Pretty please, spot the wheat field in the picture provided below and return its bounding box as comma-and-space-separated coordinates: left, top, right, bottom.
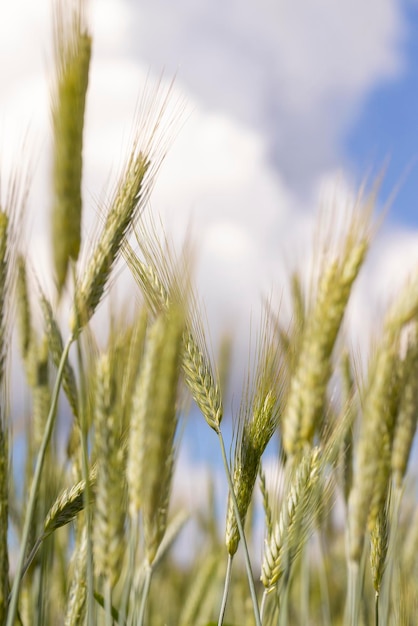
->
0, 2, 418, 625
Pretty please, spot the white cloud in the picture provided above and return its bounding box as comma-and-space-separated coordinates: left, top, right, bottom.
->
126, 0, 405, 184
0, 0, 417, 423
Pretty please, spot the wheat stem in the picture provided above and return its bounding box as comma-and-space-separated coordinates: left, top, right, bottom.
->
218, 553, 233, 626
260, 589, 268, 622
217, 430, 262, 626
138, 564, 152, 626
76, 336, 95, 626
104, 579, 113, 626
6, 333, 74, 626
64, 524, 88, 626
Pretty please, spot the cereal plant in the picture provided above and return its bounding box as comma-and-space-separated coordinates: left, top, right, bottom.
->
1, 2, 418, 625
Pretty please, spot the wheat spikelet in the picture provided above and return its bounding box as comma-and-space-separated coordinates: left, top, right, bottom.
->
226, 314, 284, 555
348, 342, 395, 561
64, 524, 88, 626
127, 305, 184, 563
282, 214, 369, 456
182, 329, 223, 432
349, 268, 418, 562
72, 154, 149, 331
261, 447, 321, 591
132, 308, 184, 563
72, 79, 180, 333
19, 465, 96, 584
124, 246, 169, 315
93, 354, 126, 585
39, 290, 79, 419
125, 241, 223, 432
51, 0, 91, 292
348, 302, 408, 561
44, 465, 97, 537
16, 255, 32, 363
367, 419, 393, 536
370, 489, 390, 596
392, 327, 418, 487
127, 317, 163, 520
337, 351, 356, 505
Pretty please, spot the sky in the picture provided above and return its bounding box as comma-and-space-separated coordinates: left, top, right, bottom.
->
1, 0, 418, 541
1, 0, 418, 337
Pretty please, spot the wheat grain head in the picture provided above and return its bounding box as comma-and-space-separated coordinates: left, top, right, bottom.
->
64, 524, 88, 626
127, 303, 185, 564
391, 325, 418, 487
225, 312, 284, 555
72, 79, 181, 332
348, 276, 418, 561
125, 226, 223, 433
282, 204, 370, 456
51, 0, 91, 292
260, 447, 322, 592
370, 487, 391, 596
93, 353, 126, 585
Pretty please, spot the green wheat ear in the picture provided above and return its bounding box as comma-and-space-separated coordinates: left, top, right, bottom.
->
127, 303, 185, 563
124, 221, 223, 433
225, 310, 285, 556
282, 201, 371, 456
51, 0, 91, 293
93, 354, 126, 587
